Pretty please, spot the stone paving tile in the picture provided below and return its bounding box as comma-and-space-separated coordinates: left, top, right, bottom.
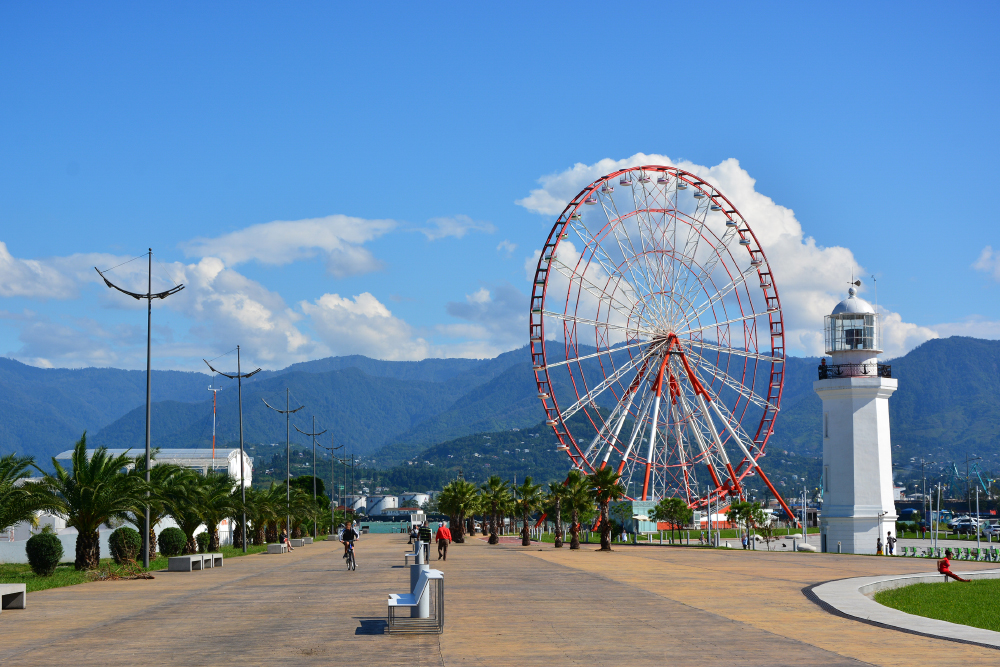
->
1, 534, 995, 666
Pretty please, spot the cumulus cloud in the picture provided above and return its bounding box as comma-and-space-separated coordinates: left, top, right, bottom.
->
496, 240, 517, 256
973, 246, 1000, 281
444, 283, 527, 353
515, 153, 940, 357
419, 215, 495, 240
301, 292, 431, 361
181, 215, 395, 277
0, 242, 127, 299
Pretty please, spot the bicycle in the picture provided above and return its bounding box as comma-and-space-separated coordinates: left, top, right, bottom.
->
345, 541, 356, 571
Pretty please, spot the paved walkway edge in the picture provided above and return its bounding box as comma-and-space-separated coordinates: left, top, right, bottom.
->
808, 568, 1000, 649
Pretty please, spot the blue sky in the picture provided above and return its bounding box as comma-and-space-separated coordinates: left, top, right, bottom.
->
1, 3, 997, 371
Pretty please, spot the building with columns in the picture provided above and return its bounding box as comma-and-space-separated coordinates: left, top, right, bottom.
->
815, 287, 898, 554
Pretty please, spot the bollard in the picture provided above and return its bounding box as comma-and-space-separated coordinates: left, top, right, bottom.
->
837, 541, 842, 554
659, 531, 663, 545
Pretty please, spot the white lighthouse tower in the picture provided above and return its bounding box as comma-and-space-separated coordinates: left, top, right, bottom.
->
815, 285, 898, 554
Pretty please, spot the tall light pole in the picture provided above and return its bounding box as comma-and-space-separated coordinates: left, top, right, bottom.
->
204, 347, 260, 552
319, 438, 344, 535
208, 383, 222, 472
262, 389, 304, 541
294, 417, 327, 539
96, 249, 184, 568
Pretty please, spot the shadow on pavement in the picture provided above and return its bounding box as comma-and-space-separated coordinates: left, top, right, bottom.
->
355, 619, 388, 635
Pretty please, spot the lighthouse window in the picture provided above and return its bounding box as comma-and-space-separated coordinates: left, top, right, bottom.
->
824, 413, 829, 439
824, 465, 829, 492
845, 327, 863, 349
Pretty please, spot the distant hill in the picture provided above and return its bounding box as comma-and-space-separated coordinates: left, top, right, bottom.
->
5, 337, 999, 487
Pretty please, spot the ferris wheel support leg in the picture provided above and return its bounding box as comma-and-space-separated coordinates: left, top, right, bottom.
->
754, 466, 799, 527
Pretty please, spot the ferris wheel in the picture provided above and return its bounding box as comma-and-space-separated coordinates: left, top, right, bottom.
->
529, 165, 794, 515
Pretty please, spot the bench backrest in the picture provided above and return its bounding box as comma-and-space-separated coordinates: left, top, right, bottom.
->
411, 568, 445, 597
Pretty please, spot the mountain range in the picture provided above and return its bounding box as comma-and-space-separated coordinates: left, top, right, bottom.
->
3, 337, 998, 487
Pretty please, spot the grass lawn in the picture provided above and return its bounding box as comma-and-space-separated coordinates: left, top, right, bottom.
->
0, 543, 269, 593
874, 579, 1000, 632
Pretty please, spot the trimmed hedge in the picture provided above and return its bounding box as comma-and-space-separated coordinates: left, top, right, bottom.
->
109, 526, 142, 565
158, 527, 186, 557
26, 532, 64, 576
196, 531, 210, 553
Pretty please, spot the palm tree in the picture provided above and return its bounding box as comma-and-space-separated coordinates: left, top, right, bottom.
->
162, 469, 207, 554
438, 479, 478, 543
545, 481, 567, 548
589, 466, 626, 551
39, 434, 147, 569
0, 453, 45, 536
122, 455, 183, 559
515, 476, 543, 546
563, 470, 591, 550
479, 475, 511, 545
199, 472, 236, 551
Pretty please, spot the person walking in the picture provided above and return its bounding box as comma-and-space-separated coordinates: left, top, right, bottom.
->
876, 536, 883, 555
418, 521, 433, 562
938, 549, 970, 582
436, 522, 452, 561
886, 531, 896, 556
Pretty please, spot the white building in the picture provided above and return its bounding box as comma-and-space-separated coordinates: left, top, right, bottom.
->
53, 448, 254, 487
815, 287, 898, 554
367, 495, 398, 515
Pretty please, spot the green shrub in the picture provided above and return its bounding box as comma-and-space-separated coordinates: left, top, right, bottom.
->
109, 526, 142, 565
158, 527, 186, 557
25, 532, 64, 576
196, 532, 210, 553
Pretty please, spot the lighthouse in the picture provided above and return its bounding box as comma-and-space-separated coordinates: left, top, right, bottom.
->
815, 286, 897, 554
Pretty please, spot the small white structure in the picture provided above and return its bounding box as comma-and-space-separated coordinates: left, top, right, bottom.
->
367, 495, 398, 515
53, 448, 254, 487
344, 495, 367, 512
815, 287, 897, 554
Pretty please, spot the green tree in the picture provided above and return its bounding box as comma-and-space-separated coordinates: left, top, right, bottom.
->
0, 453, 45, 535
726, 500, 767, 549
545, 481, 567, 548
588, 466, 625, 551
514, 476, 543, 546
563, 470, 593, 550
39, 434, 147, 569
162, 469, 208, 554
122, 455, 183, 560
652, 497, 693, 544
437, 479, 478, 543
479, 475, 511, 545
199, 472, 236, 551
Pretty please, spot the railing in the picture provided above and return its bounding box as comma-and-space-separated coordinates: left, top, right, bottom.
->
817, 363, 892, 380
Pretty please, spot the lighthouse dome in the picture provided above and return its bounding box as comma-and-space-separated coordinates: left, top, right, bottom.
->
831, 287, 875, 316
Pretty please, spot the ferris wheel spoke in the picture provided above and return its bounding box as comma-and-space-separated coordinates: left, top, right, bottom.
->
541, 309, 658, 340
601, 196, 670, 324
586, 388, 637, 465
677, 223, 742, 312
675, 309, 767, 337
686, 339, 782, 363
684, 349, 772, 410
539, 338, 650, 372
557, 347, 658, 422
549, 258, 645, 327
685, 263, 761, 325
701, 384, 763, 469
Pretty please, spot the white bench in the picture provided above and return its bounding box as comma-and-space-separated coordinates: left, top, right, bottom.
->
404, 542, 421, 565
303, 537, 313, 544
204, 552, 223, 568
290, 539, 305, 547
266, 543, 288, 554
387, 568, 444, 634
0, 584, 26, 613
167, 555, 204, 572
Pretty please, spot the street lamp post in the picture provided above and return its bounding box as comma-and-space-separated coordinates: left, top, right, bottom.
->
262, 389, 304, 541
96, 249, 184, 568
294, 417, 327, 539
318, 438, 344, 535
204, 347, 260, 552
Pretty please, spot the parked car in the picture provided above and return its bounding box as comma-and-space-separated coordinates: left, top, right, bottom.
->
980, 522, 1000, 538
951, 518, 980, 535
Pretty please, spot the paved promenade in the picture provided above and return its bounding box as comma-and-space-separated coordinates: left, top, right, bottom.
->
1, 534, 996, 666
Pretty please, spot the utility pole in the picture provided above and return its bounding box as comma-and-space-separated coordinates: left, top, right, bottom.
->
294, 417, 327, 539
204, 347, 260, 552
262, 389, 304, 541
96, 249, 184, 568
208, 383, 222, 472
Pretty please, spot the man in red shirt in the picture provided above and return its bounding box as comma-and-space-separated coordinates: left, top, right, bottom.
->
436, 523, 453, 561
938, 549, 970, 582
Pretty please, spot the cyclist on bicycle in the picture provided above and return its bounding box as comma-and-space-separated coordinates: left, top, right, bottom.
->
341, 523, 359, 559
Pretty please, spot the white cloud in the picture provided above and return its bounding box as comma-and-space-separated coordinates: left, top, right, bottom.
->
0, 242, 125, 299
931, 316, 1000, 340
497, 240, 517, 256
419, 215, 495, 240
181, 214, 395, 277
444, 283, 527, 353
973, 246, 1000, 281
515, 153, 939, 357
300, 292, 431, 361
